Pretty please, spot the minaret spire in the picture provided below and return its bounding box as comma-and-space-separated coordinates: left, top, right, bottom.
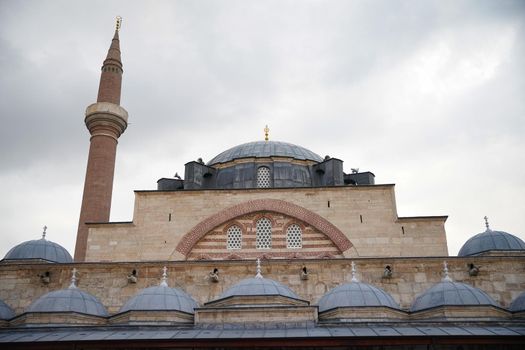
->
75, 18, 129, 261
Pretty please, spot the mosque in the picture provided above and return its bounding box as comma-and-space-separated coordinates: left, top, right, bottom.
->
1, 20, 525, 349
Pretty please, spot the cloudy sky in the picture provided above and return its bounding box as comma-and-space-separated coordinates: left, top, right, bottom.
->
1, 0, 524, 258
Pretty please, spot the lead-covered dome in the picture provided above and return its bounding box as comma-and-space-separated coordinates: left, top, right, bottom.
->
4, 234, 73, 263
318, 282, 400, 313
509, 291, 525, 312
0, 299, 15, 320
27, 288, 108, 317
120, 285, 198, 314
458, 229, 525, 257
207, 141, 323, 165
411, 280, 499, 312
219, 277, 300, 300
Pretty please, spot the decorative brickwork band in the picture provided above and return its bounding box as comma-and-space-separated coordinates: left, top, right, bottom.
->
175, 199, 353, 257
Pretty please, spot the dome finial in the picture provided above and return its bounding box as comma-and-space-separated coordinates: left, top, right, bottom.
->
442, 261, 452, 282
255, 258, 263, 278
264, 125, 270, 142
160, 266, 169, 287
42, 225, 47, 240
484, 216, 490, 231
351, 261, 359, 282
69, 268, 78, 289
115, 16, 122, 32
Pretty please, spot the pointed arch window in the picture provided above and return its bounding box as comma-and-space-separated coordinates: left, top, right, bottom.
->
256, 166, 271, 188
226, 225, 242, 250
256, 218, 272, 249
286, 224, 302, 248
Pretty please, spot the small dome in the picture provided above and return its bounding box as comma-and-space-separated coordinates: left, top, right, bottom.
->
458, 229, 525, 256
4, 235, 73, 263
509, 291, 525, 312
27, 288, 108, 317
120, 285, 198, 314
208, 141, 323, 165
219, 277, 300, 300
411, 281, 499, 312
318, 282, 399, 313
0, 299, 15, 320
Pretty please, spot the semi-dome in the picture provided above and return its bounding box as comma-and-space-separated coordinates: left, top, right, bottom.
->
318, 282, 400, 313
509, 291, 525, 312
411, 280, 499, 312
120, 285, 198, 314
3, 229, 73, 263
219, 277, 300, 300
207, 141, 324, 165
0, 299, 15, 320
28, 289, 108, 317
458, 229, 525, 257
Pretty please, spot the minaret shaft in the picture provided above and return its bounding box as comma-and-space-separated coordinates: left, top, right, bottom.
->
74, 26, 128, 262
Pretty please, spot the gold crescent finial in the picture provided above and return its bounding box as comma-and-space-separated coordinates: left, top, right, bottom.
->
264, 125, 270, 141
116, 16, 122, 31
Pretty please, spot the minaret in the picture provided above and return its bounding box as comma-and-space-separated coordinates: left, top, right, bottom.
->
74, 17, 128, 261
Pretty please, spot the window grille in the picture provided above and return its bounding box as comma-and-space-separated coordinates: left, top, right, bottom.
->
227, 225, 242, 249
256, 218, 272, 249
286, 224, 302, 248
257, 167, 271, 188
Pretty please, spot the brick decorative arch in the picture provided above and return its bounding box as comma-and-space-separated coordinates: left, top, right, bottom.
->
175, 199, 353, 257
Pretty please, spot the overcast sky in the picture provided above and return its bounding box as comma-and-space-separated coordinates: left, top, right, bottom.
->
1, 0, 524, 258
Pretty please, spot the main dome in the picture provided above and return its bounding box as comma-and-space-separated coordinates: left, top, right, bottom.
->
207, 141, 324, 165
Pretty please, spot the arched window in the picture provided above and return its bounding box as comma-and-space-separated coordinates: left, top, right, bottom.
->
256, 166, 271, 188
286, 224, 302, 248
256, 218, 272, 249
226, 225, 242, 249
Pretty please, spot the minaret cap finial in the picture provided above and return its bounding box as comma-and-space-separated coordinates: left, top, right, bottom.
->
116, 16, 122, 32
160, 266, 168, 287
42, 225, 47, 240
351, 261, 358, 282
255, 258, 263, 278
69, 268, 78, 289
264, 125, 269, 142
484, 216, 490, 231
442, 261, 452, 282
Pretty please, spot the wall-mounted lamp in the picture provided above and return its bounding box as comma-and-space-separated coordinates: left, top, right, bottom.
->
127, 269, 138, 284
468, 263, 480, 277
39, 271, 50, 284
383, 265, 393, 279
300, 266, 309, 280
209, 268, 219, 283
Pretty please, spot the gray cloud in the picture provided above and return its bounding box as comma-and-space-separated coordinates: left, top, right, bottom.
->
1, 0, 524, 257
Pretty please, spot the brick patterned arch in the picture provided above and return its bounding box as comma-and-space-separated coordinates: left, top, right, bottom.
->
175, 199, 353, 257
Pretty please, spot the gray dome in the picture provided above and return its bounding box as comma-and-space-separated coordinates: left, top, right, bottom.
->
120, 285, 198, 315
208, 141, 323, 165
411, 281, 499, 312
219, 277, 300, 300
458, 229, 525, 256
509, 291, 525, 312
27, 288, 108, 317
4, 238, 73, 263
318, 282, 399, 313
0, 299, 15, 320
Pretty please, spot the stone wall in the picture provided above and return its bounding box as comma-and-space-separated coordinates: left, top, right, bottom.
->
1, 256, 523, 316
84, 185, 448, 262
